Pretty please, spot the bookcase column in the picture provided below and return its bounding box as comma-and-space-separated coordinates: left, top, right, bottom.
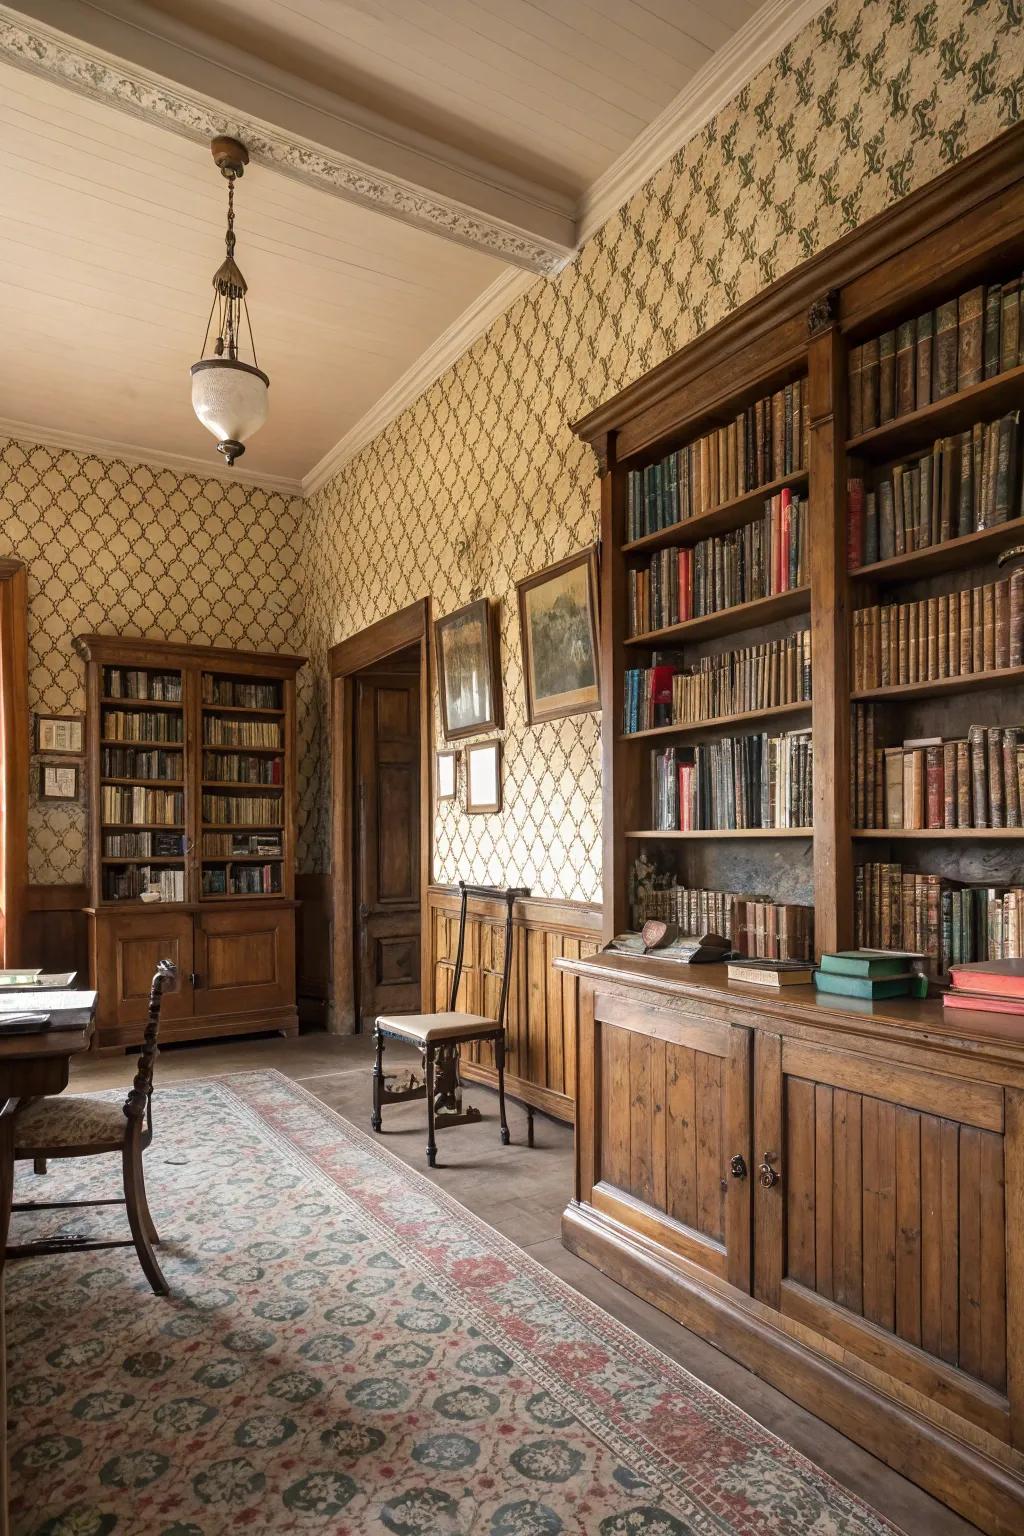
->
595, 428, 635, 941
808, 296, 853, 954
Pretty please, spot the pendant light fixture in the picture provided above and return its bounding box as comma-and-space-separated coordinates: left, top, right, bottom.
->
191, 137, 268, 467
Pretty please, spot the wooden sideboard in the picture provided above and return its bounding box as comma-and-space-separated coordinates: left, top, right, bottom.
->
557, 951, 1024, 1536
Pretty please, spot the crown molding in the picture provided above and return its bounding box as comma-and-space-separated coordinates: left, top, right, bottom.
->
0, 416, 303, 496
0, 3, 573, 274
300, 0, 826, 497
577, 0, 827, 245
302, 267, 538, 499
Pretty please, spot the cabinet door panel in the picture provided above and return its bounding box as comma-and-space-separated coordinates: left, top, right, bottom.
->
194, 907, 293, 1016
592, 997, 752, 1291
759, 1038, 1020, 1444
104, 912, 193, 1028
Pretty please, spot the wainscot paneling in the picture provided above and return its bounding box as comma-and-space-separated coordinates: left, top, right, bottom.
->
24, 884, 89, 981
428, 884, 601, 1123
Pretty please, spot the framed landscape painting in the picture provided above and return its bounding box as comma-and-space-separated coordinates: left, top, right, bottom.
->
517, 547, 601, 725
434, 598, 502, 742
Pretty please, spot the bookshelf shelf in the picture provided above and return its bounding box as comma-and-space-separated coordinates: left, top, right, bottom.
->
846, 361, 1024, 458
201, 781, 283, 790
203, 854, 284, 862
100, 696, 182, 711
100, 777, 184, 788
625, 828, 813, 840
851, 516, 1024, 583
625, 586, 810, 647
202, 703, 284, 717
851, 665, 1024, 702
853, 828, 1024, 839
100, 738, 183, 749
100, 822, 184, 831
202, 822, 284, 831
202, 743, 284, 755
618, 700, 812, 742
622, 470, 809, 554
100, 856, 185, 864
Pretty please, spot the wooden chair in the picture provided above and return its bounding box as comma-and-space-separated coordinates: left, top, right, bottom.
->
372, 882, 530, 1166
6, 960, 176, 1296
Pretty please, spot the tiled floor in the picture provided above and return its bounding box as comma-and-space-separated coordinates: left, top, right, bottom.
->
73, 1029, 982, 1536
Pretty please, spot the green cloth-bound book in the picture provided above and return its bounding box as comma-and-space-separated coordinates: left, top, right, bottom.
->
814, 970, 916, 1000
818, 950, 924, 978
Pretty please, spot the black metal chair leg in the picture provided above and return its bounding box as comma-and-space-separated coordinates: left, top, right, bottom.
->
371, 1028, 385, 1132
496, 1035, 510, 1147
425, 1045, 437, 1167
527, 1106, 535, 1149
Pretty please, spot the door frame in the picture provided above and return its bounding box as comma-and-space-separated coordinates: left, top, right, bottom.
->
0, 560, 28, 967
328, 598, 432, 1032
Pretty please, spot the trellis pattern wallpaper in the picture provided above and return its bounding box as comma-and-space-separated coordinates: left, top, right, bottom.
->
302, 0, 1024, 902
0, 439, 309, 884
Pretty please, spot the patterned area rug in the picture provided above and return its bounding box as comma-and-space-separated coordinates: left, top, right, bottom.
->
7, 1071, 901, 1536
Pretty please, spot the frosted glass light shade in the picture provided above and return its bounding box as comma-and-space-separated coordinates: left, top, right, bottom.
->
190, 358, 269, 464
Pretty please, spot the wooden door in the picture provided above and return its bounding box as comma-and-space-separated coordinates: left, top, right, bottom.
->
355, 674, 421, 1028
193, 907, 294, 1017
579, 986, 753, 1291
756, 1034, 1024, 1449
96, 910, 193, 1030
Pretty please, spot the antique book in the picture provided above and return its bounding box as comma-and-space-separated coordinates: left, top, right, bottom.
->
957, 285, 985, 389
983, 283, 1003, 378
1002, 277, 1021, 372
895, 320, 916, 416
933, 298, 959, 398
861, 336, 880, 432
848, 345, 865, 437
878, 329, 897, 423
915, 311, 933, 407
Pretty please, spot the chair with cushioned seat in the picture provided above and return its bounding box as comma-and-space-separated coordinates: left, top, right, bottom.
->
372, 882, 529, 1166
7, 959, 176, 1295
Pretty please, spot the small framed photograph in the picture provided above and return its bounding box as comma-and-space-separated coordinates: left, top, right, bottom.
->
39, 762, 79, 801
465, 740, 501, 814
436, 749, 458, 801
517, 547, 601, 725
36, 714, 84, 755
434, 598, 502, 742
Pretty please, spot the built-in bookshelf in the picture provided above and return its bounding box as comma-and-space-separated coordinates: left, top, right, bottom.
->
573, 169, 1024, 980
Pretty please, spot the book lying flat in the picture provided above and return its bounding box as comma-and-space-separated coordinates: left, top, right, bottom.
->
818, 950, 925, 978
943, 990, 1024, 1016
0, 969, 41, 985
0, 989, 96, 1014
948, 959, 1024, 996
727, 960, 815, 987
0, 1012, 52, 1034
814, 971, 918, 1000
0, 971, 77, 990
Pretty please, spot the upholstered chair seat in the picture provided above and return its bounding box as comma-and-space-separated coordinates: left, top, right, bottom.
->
375, 1010, 497, 1044
14, 1096, 134, 1154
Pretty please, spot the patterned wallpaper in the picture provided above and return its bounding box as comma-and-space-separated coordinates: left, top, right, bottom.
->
0, 439, 309, 884
302, 0, 1024, 903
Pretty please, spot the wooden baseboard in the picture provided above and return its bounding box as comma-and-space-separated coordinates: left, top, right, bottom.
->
460, 1058, 574, 1124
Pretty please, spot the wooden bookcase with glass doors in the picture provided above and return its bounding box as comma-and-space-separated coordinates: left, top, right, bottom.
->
75, 635, 305, 1048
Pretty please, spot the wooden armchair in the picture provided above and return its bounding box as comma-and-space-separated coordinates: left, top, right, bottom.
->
7, 959, 176, 1295
372, 882, 530, 1166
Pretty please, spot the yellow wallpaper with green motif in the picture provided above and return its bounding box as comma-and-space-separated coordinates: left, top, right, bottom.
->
302, 0, 1024, 903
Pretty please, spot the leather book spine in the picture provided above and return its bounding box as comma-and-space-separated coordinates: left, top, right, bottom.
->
895, 320, 916, 416
861, 337, 880, 432
983, 283, 1002, 379
983, 581, 996, 670
878, 329, 896, 423
956, 739, 971, 827
988, 727, 1005, 828
847, 477, 864, 571
1004, 728, 1021, 827
996, 577, 1010, 670
848, 346, 864, 438
1002, 278, 1020, 373
943, 740, 957, 829
916, 311, 934, 407
957, 286, 985, 390
969, 724, 988, 827
939, 436, 956, 543
934, 298, 959, 398
926, 744, 944, 830
1011, 567, 1024, 667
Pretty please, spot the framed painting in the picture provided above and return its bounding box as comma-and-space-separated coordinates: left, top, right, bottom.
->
517, 547, 600, 725
465, 740, 501, 814
436, 749, 457, 801
434, 598, 502, 742
39, 762, 79, 801
35, 714, 84, 756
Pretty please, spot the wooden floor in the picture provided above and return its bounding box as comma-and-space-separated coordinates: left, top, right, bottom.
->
74, 1029, 982, 1536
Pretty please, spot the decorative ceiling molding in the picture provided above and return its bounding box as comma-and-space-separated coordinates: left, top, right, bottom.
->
302, 0, 827, 497
0, 3, 573, 275
577, 0, 828, 247
302, 267, 537, 499
0, 416, 303, 496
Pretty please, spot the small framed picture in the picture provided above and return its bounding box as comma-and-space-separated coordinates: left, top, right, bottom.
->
517, 547, 601, 725
436, 749, 458, 801
434, 598, 503, 742
465, 740, 501, 814
39, 762, 79, 801
36, 714, 84, 755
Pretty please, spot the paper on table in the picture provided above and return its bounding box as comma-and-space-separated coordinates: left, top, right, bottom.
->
0, 972, 77, 989
0, 989, 96, 1013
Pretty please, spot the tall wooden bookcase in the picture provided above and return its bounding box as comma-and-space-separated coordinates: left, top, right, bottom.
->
75, 635, 305, 1048
575, 125, 1024, 972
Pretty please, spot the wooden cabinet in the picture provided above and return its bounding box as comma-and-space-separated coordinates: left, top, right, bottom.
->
75, 635, 305, 1048
561, 953, 1024, 1536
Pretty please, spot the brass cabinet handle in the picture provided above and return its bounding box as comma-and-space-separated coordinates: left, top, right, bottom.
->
729, 1154, 747, 1179
758, 1153, 780, 1188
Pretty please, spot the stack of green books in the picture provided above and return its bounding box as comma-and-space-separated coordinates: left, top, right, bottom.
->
814, 950, 928, 1000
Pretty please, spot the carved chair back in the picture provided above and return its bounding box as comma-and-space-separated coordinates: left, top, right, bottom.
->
448, 882, 530, 1030
123, 959, 177, 1133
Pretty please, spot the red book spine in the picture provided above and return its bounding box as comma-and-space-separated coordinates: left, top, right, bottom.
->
847, 478, 864, 571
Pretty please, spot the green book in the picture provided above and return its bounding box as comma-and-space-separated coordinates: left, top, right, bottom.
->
818, 949, 922, 978
813, 970, 916, 1000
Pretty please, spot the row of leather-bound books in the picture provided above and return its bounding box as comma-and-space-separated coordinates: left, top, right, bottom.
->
203, 717, 282, 747
851, 570, 1024, 690
102, 709, 183, 743
627, 491, 807, 636
103, 667, 182, 702
625, 379, 807, 542
855, 862, 1024, 976
622, 630, 811, 733
846, 410, 1022, 568
852, 704, 1024, 830
201, 793, 281, 826
201, 676, 281, 708
628, 864, 814, 961
650, 730, 812, 832
101, 747, 182, 781
848, 275, 1022, 438
100, 786, 183, 826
